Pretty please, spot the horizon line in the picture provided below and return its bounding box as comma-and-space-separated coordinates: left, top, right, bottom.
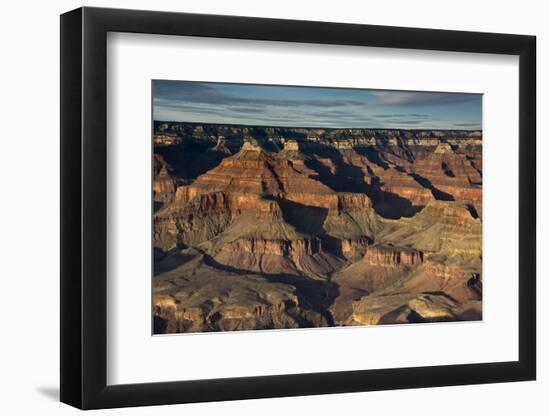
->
153, 120, 482, 132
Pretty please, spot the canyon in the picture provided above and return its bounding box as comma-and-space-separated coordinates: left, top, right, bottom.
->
153, 122, 482, 333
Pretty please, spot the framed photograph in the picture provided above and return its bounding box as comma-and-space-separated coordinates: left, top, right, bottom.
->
60, 6, 536, 409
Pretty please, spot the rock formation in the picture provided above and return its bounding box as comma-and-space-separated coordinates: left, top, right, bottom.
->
153, 122, 482, 333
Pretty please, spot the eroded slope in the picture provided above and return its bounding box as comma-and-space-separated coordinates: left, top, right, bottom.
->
153, 124, 482, 332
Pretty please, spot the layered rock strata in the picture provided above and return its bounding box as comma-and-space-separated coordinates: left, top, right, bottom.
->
153, 123, 483, 333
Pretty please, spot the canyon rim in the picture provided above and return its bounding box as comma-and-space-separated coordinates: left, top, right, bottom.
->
152, 81, 483, 334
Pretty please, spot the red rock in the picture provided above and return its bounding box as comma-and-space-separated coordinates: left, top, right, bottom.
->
152, 124, 483, 332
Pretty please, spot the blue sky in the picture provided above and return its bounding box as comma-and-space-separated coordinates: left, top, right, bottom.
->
153, 80, 482, 130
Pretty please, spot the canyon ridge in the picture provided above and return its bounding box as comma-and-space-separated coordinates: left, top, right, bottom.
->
152, 122, 482, 333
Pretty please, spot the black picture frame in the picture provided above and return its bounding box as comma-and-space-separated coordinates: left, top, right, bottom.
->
60, 6, 536, 410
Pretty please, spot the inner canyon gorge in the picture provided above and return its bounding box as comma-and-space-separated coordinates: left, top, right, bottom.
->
152, 122, 483, 333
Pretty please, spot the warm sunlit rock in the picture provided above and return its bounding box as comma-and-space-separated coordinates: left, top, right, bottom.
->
152, 123, 483, 333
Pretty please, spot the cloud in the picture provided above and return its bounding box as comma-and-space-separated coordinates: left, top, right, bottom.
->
453, 122, 481, 127
369, 91, 480, 107
153, 80, 481, 129
228, 106, 267, 114
371, 113, 429, 119
378, 120, 425, 125
153, 81, 364, 109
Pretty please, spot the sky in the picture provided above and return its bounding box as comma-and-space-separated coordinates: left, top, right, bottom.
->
153, 80, 482, 130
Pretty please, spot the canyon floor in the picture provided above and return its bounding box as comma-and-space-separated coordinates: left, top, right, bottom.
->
152, 123, 482, 333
